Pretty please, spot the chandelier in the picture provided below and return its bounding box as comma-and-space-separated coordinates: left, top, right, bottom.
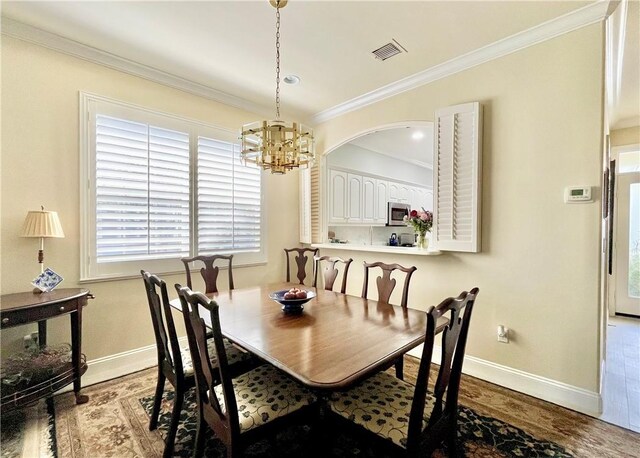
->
240, 0, 314, 174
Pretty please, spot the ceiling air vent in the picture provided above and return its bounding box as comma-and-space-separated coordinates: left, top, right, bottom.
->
371, 39, 407, 61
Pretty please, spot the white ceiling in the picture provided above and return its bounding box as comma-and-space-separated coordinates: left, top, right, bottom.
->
2, 1, 637, 128
350, 125, 434, 168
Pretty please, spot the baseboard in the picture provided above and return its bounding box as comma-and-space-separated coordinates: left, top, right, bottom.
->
61, 340, 602, 416
407, 345, 602, 416
59, 337, 187, 394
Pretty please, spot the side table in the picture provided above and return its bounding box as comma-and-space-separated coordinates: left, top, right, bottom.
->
1, 288, 93, 410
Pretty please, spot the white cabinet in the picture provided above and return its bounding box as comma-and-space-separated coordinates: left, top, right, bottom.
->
389, 182, 400, 202
398, 185, 410, 204
375, 179, 388, 224
347, 173, 363, 222
409, 186, 433, 211
327, 167, 432, 226
328, 169, 347, 224
423, 189, 434, 212
362, 176, 376, 223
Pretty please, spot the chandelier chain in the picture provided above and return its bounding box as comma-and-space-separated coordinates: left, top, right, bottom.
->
275, 3, 281, 119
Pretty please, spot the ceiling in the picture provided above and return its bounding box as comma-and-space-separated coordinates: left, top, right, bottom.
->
2, 1, 637, 128
350, 125, 434, 168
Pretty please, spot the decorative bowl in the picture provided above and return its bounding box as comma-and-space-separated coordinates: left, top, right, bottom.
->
269, 289, 316, 314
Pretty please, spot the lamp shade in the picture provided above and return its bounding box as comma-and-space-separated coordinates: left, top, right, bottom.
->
20, 210, 65, 238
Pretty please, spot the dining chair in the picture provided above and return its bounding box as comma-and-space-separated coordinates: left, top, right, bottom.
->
284, 247, 319, 285
313, 255, 353, 293
361, 261, 417, 379
141, 271, 253, 458
181, 254, 234, 294
329, 287, 480, 458
175, 284, 318, 458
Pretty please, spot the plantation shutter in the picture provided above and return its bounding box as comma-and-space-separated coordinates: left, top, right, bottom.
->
300, 168, 312, 244
197, 137, 261, 253
433, 102, 483, 252
310, 164, 321, 243
95, 115, 190, 262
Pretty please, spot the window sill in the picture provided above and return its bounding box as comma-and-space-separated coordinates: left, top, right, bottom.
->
310, 243, 442, 256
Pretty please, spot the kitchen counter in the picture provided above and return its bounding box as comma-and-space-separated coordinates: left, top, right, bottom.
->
310, 243, 442, 256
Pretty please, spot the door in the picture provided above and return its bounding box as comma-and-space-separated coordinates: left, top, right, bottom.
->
615, 172, 640, 316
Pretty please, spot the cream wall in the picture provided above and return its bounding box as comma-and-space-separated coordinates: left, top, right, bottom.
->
314, 25, 604, 392
610, 126, 640, 146
1, 37, 299, 359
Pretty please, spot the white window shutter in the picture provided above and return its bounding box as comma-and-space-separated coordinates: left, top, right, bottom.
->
95, 115, 190, 262
433, 102, 483, 252
299, 168, 312, 244
197, 137, 261, 253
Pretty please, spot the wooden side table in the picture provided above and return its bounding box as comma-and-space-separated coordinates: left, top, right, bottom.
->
1, 288, 93, 410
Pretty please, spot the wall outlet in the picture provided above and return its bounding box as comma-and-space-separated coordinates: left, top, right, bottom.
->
497, 325, 509, 343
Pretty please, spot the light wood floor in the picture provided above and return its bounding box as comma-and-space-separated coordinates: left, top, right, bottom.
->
600, 315, 640, 432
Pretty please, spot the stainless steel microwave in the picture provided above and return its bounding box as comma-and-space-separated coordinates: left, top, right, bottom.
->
387, 202, 410, 226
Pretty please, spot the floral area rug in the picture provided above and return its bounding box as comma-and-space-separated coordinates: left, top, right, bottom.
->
51, 358, 639, 458
0, 398, 57, 458
138, 387, 572, 458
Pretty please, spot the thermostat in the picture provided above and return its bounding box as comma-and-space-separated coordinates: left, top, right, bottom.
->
564, 186, 592, 203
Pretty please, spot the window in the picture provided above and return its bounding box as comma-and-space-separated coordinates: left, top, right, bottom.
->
81, 93, 265, 281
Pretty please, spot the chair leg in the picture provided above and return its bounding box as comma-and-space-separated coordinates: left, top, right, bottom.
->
193, 410, 206, 458
446, 416, 459, 458
395, 356, 404, 380
163, 385, 184, 458
149, 369, 166, 431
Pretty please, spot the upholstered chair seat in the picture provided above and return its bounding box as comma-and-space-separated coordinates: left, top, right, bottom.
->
329, 371, 438, 448
180, 339, 251, 376
213, 364, 317, 433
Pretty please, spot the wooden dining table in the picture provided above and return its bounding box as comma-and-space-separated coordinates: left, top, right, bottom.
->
170, 282, 448, 391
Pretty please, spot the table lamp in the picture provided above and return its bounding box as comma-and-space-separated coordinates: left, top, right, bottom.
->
20, 206, 65, 274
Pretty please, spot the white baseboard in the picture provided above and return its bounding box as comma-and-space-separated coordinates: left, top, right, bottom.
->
59, 337, 188, 394
407, 345, 602, 416
61, 340, 602, 416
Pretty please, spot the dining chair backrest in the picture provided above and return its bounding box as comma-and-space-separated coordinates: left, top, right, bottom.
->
181, 254, 234, 294
313, 256, 353, 293
406, 287, 480, 451
284, 247, 319, 285
175, 284, 239, 444
361, 261, 417, 307
141, 271, 184, 380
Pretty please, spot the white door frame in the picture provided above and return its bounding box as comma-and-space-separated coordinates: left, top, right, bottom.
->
608, 144, 640, 316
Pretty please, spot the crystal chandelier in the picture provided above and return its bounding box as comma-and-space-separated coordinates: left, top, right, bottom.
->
240, 0, 314, 174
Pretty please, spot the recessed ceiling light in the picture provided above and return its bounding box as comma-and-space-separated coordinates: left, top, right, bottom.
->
284, 75, 300, 85
412, 131, 425, 140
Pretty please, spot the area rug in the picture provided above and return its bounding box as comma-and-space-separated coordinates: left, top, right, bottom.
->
51, 358, 639, 458
138, 387, 572, 457
0, 398, 57, 458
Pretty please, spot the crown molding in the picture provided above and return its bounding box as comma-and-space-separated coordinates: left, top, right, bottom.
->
1, 16, 272, 118
311, 1, 611, 124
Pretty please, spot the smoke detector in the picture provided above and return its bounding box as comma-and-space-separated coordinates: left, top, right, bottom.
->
371, 39, 407, 61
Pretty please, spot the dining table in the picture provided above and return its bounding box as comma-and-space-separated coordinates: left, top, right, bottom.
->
169, 282, 448, 391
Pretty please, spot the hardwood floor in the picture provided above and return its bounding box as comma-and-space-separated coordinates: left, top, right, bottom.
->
601, 315, 640, 432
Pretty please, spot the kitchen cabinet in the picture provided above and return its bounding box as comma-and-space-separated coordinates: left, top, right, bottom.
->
347, 173, 363, 222
375, 179, 388, 224
329, 169, 347, 223
389, 182, 400, 203
327, 167, 431, 226
362, 176, 376, 223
